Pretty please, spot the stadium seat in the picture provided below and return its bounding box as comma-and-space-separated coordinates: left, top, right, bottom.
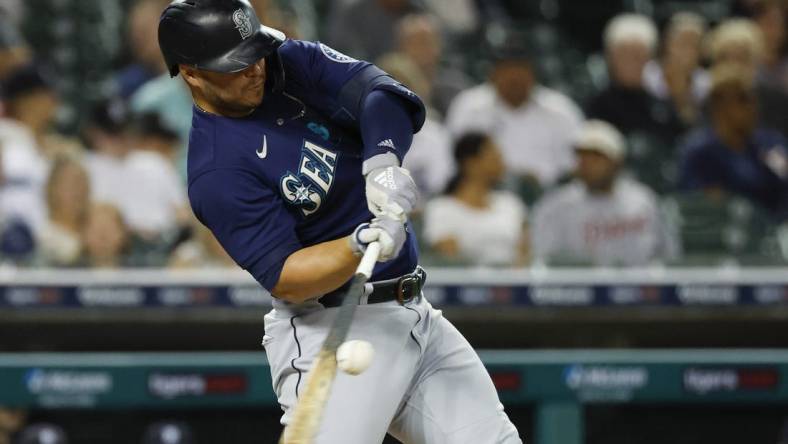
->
494, 0, 561, 21
651, 0, 734, 22
625, 132, 678, 194
663, 193, 787, 265
515, 176, 544, 207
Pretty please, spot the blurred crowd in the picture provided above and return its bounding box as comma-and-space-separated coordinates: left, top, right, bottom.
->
0, 0, 787, 270
0, 407, 197, 444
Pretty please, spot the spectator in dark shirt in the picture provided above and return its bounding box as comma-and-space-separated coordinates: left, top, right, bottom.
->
678, 64, 788, 219
378, 14, 471, 117
325, 0, 420, 61
113, 0, 169, 98
0, 17, 31, 106
708, 18, 788, 138
732, 0, 788, 93
587, 13, 683, 143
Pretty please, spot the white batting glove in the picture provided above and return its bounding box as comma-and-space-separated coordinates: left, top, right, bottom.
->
364, 166, 419, 222
348, 216, 406, 262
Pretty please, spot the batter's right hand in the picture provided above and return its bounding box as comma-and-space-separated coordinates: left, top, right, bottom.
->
365, 166, 419, 222
349, 216, 406, 262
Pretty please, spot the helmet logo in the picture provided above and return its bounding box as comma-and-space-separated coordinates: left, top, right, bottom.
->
233, 9, 253, 40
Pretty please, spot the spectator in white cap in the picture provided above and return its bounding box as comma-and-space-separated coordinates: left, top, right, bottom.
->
531, 120, 680, 266
643, 12, 710, 125
587, 14, 684, 143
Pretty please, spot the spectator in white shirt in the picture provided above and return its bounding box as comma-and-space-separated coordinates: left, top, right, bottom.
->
83, 98, 133, 206
445, 41, 583, 188
83, 103, 189, 244
424, 133, 528, 266
532, 120, 679, 266
0, 65, 61, 239
124, 113, 190, 240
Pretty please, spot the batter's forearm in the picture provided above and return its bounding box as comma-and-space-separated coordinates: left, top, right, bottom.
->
271, 236, 361, 303
359, 90, 414, 174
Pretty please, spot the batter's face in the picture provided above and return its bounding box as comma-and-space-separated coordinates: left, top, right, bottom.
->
182, 58, 267, 117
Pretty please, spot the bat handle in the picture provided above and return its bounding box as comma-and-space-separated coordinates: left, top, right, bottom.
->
357, 241, 380, 279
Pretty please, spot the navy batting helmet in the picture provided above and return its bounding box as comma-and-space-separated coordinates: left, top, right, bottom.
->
158, 0, 285, 78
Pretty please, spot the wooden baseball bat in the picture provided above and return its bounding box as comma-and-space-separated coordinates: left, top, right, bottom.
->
279, 241, 381, 444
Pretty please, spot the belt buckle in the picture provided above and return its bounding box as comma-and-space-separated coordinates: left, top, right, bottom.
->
396, 275, 419, 305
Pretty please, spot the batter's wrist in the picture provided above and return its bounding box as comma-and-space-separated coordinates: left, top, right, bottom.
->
362, 152, 400, 176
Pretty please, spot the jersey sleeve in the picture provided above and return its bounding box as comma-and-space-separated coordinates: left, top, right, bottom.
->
188, 168, 302, 292
280, 40, 425, 134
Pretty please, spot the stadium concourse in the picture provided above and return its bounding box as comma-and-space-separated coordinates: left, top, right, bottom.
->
0, 0, 787, 443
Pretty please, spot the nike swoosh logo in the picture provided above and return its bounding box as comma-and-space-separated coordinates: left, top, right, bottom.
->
256, 135, 268, 159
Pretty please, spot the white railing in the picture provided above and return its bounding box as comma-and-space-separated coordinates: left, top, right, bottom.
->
0, 265, 785, 286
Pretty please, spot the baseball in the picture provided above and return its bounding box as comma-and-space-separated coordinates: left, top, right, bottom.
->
336, 340, 375, 375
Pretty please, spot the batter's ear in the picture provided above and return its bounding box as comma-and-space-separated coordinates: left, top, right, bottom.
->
180, 65, 200, 89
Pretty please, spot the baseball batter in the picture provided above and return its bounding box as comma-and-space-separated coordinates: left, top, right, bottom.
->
157, 1, 521, 443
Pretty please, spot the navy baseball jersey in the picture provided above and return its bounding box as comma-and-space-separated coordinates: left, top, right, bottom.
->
186, 39, 426, 292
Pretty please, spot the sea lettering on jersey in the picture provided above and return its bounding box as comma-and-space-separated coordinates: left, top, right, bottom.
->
280, 140, 338, 216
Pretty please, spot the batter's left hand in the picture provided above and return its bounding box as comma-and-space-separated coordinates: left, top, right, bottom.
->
365, 166, 419, 221
348, 215, 406, 261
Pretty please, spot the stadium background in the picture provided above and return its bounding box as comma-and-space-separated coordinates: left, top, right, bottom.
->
1, 0, 788, 443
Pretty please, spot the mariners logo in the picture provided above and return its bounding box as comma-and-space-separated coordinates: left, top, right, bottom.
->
319, 43, 357, 64
280, 141, 338, 216
233, 9, 253, 40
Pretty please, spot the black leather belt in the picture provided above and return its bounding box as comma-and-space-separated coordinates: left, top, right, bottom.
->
319, 266, 426, 308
